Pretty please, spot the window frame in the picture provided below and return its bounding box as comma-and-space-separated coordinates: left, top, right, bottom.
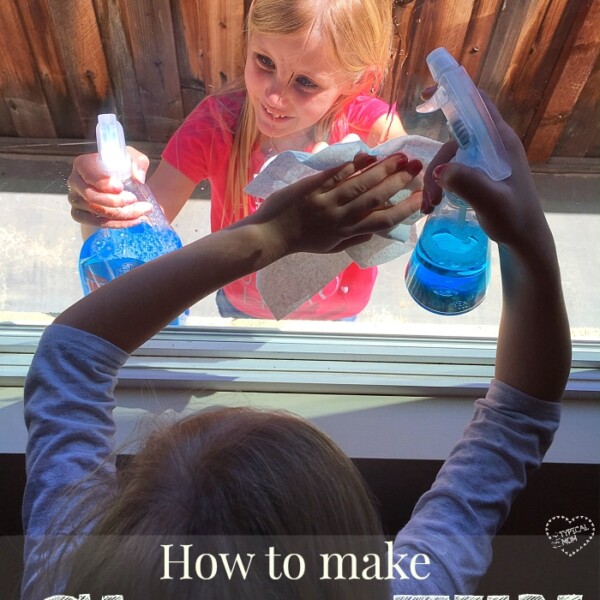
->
1, 324, 597, 400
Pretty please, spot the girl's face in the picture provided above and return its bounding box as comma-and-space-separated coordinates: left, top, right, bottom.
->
245, 30, 354, 150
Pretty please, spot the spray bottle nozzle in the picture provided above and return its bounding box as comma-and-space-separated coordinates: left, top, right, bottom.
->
416, 48, 511, 181
427, 47, 460, 81
96, 113, 132, 181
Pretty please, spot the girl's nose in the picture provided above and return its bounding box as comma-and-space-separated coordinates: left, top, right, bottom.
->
264, 79, 288, 108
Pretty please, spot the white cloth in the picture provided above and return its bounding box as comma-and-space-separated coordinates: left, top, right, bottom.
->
244, 136, 443, 319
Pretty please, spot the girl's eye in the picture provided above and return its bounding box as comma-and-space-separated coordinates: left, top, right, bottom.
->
296, 75, 318, 90
256, 54, 274, 69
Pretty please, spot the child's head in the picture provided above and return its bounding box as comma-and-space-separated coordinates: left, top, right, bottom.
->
50, 407, 389, 599
98, 406, 381, 536
246, 0, 394, 114
227, 0, 395, 219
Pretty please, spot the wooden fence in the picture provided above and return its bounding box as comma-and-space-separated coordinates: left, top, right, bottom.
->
0, 0, 598, 163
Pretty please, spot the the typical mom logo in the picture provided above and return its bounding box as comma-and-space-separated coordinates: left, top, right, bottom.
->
545, 514, 595, 557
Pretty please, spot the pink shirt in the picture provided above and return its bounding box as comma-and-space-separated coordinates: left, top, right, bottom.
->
163, 90, 393, 319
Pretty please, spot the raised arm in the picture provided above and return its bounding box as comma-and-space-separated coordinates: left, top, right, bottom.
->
56, 152, 422, 352
423, 96, 571, 401
392, 95, 571, 595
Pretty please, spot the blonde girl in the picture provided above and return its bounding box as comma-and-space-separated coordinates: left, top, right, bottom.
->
68, 0, 409, 320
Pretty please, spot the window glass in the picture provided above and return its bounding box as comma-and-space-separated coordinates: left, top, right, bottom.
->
0, 152, 597, 342
0, 1, 598, 344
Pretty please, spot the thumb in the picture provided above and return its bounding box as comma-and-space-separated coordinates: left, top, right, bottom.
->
434, 162, 507, 216
127, 147, 150, 184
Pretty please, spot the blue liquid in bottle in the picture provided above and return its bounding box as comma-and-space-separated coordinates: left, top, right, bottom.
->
79, 182, 189, 326
79, 221, 183, 294
405, 215, 490, 315
79, 217, 187, 326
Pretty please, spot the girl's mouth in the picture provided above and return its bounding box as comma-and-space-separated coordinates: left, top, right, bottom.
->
262, 104, 289, 120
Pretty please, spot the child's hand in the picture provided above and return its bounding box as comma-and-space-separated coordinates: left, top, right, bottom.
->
67, 147, 152, 228
422, 93, 551, 255
248, 152, 423, 256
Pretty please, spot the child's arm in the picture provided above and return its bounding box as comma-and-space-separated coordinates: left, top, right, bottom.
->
392, 94, 570, 595
56, 152, 422, 353
424, 94, 571, 401
367, 111, 407, 146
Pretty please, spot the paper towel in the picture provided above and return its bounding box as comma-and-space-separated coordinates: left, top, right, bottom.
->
245, 135, 443, 319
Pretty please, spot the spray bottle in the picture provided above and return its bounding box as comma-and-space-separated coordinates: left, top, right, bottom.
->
78, 114, 186, 323
404, 48, 512, 314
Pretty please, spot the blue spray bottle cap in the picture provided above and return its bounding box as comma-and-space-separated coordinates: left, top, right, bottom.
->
96, 113, 132, 181
417, 48, 511, 181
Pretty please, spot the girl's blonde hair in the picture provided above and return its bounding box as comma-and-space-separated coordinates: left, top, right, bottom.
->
225, 0, 395, 222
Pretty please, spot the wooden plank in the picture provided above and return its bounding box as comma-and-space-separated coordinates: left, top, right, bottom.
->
581, 56, 600, 158
529, 156, 600, 175
0, 2, 56, 137
0, 100, 17, 137
477, 0, 551, 130
504, 0, 579, 141
393, 0, 476, 138
207, 0, 246, 89
171, 4, 207, 116
17, 0, 83, 138
0, 137, 97, 157
0, 0, 596, 163
45, 0, 112, 139
525, 0, 600, 162
457, 0, 505, 80
92, 0, 147, 141
173, 0, 245, 115
118, 0, 183, 142
388, 0, 420, 122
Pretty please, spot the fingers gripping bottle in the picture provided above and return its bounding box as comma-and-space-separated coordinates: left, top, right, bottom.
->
78, 114, 186, 323
405, 48, 512, 315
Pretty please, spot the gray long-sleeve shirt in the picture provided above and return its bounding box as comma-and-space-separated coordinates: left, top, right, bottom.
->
22, 324, 560, 597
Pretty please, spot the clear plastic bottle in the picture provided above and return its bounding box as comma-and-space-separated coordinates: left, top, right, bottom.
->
405, 191, 491, 314
78, 114, 186, 324
405, 48, 512, 315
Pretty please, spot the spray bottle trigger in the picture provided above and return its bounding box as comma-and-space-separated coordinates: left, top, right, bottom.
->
416, 87, 448, 114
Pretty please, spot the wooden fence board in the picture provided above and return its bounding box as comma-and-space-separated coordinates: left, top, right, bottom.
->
118, 0, 183, 142
171, 3, 207, 116
172, 0, 245, 116
0, 2, 55, 137
504, 0, 578, 142
16, 0, 81, 138
458, 0, 504, 79
394, 0, 477, 139
0, 0, 597, 161
524, 0, 600, 162
93, 0, 146, 141
387, 1, 419, 106
555, 52, 600, 159
477, 0, 545, 121
45, 0, 111, 139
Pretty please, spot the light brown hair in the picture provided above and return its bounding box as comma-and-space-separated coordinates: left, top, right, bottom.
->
43, 407, 390, 599
224, 0, 395, 222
